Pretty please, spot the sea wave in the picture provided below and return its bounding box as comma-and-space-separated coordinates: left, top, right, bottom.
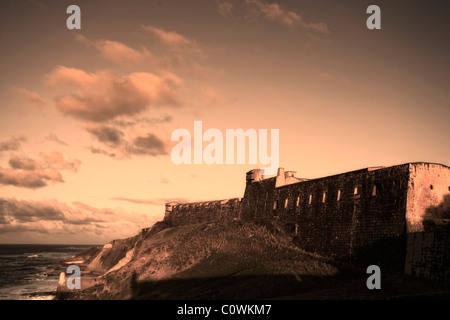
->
0, 244, 93, 299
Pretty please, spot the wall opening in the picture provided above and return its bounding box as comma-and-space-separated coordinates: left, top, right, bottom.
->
373, 183, 382, 196
322, 191, 328, 203
337, 189, 342, 201
372, 185, 377, 196
296, 196, 300, 207
284, 198, 288, 208
308, 194, 312, 205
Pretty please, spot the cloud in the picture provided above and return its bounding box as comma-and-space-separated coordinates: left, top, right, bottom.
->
86, 146, 116, 158
0, 198, 149, 239
217, 1, 233, 17
0, 168, 60, 188
0, 198, 65, 223
0, 152, 81, 189
11, 87, 46, 108
65, 216, 105, 226
9, 156, 40, 170
245, 0, 330, 34
127, 133, 167, 156
46, 133, 68, 146
40, 151, 81, 172
46, 66, 183, 122
111, 197, 190, 205
111, 197, 162, 205
111, 114, 173, 128
0, 136, 26, 152
86, 125, 124, 147
142, 25, 192, 47
142, 25, 203, 56
86, 123, 167, 158
0, 224, 50, 235
75, 34, 151, 65
71, 201, 114, 216
0, 198, 110, 229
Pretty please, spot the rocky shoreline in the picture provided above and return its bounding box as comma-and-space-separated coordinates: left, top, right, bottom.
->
54, 246, 104, 300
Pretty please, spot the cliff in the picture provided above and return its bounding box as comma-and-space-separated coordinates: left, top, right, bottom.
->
56, 219, 450, 300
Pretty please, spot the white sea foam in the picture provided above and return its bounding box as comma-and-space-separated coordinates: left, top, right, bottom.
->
0, 244, 94, 300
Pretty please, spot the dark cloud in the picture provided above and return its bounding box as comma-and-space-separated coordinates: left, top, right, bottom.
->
0, 152, 80, 189
9, 156, 40, 170
0, 224, 49, 235
0, 214, 9, 224
64, 217, 105, 225
86, 126, 124, 147
86, 123, 167, 158
0, 198, 152, 240
127, 133, 167, 156
0, 198, 65, 223
0, 136, 26, 152
45, 66, 175, 160
112, 114, 173, 128
46, 133, 68, 146
0, 198, 111, 225
87, 146, 116, 158
0, 168, 60, 188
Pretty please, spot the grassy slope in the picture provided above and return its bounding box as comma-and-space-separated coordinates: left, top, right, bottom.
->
63, 220, 450, 300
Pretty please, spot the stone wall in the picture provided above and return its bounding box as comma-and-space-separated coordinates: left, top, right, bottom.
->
163, 162, 450, 273
406, 163, 450, 233
164, 198, 242, 227
241, 164, 410, 269
403, 163, 450, 278
405, 232, 450, 281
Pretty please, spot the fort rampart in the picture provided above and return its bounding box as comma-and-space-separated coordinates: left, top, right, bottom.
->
161, 162, 450, 278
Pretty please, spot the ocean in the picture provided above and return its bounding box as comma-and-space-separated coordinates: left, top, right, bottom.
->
0, 244, 94, 300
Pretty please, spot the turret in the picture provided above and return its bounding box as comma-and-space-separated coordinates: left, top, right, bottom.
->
164, 202, 179, 221
246, 169, 262, 183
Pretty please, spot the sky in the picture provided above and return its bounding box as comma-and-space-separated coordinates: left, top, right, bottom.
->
0, 0, 449, 244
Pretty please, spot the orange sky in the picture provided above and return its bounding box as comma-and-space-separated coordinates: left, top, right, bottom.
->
0, 0, 449, 244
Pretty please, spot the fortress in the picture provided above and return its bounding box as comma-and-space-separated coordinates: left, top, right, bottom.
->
162, 162, 450, 280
